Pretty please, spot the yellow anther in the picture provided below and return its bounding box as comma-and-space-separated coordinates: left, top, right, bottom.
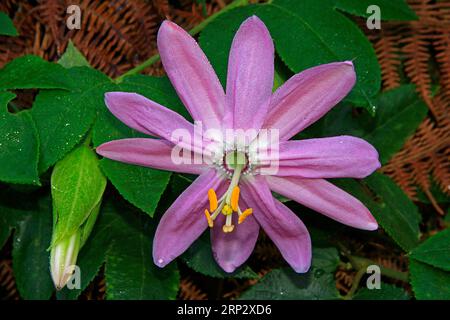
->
222, 225, 235, 233
204, 209, 214, 228
208, 189, 218, 212
238, 208, 253, 224
230, 186, 240, 212
221, 204, 233, 216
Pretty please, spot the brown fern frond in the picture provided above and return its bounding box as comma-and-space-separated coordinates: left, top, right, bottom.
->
178, 277, 208, 300
0, 259, 19, 300
373, 33, 402, 90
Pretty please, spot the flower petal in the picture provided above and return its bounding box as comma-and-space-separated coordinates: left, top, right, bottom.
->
153, 170, 228, 268
104, 92, 202, 151
210, 198, 259, 273
264, 61, 356, 140
266, 176, 378, 230
241, 176, 311, 273
225, 16, 274, 131
157, 20, 225, 130
96, 138, 207, 175
257, 136, 381, 178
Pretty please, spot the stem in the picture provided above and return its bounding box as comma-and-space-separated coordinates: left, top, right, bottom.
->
349, 255, 409, 283
115, 0, 250, 83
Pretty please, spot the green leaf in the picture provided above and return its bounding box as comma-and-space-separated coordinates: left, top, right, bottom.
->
302, 85, 428, 164
93, 75, 186, 217
32, 67, 111, 173
12, 195, 54, 300
410, 229, 450, 271
240, 248, 340, 300
0, 55, 72, 90
335, 173, 421, 251
354, 284, 410, 300
335, 0, 417, 21
0, 12, 18, 36
0, 91, 40, 184
410, 260, 450, 300
181, 233, 259, 279
58, 41, 90, 68
361, 85, 428, 163
51, 144, 106, 245
200, 0, 380, 112
104, 200, 180, 300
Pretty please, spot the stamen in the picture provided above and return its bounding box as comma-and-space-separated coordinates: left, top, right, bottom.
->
230, 186, 240, 211
208, 189, 218, 212
238, 208, 253, 224
204, 209, 214, 228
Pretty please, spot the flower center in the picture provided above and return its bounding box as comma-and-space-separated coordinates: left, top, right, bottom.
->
204, 157, 253, 233
222, 150, 251, 177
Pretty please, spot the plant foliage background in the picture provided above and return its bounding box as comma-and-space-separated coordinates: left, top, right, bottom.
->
0, 0, 449, 300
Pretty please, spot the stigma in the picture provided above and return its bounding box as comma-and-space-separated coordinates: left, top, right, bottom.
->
204, 163, 253, 233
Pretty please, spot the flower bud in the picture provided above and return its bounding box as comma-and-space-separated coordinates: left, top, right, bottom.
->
50, 232, 81, 290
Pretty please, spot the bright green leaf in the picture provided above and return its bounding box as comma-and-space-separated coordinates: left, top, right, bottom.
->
410, 260, 450, 300
32, 67, 111, 173
104, 200, 180, 300
200, 0, 380, 112
336, 0, 417, 21
410, 229, 450, 271
354, 284, 410, 300
335, 173, 421, 251
0, 12, 18, 36
0, 91, 40, 184
12, 195, 54, 300
58, 41, 90, 68
0, 55, 73, 90
51, 144, 106, 245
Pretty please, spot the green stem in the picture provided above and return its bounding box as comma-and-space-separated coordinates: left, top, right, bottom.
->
115, 0, 250, 83
349, 255, 409, 283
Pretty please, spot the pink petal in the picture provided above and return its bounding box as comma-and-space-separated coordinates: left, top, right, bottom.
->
210, 198, 259, 273
241, 176, 311, 273
225, 16, 274, 131
157, 20, 225, 130
257, 136, 381, 178
104, 92, 203, 152
153, 170, 228, 268
266, 176, 378, 231
263, 62, 356, 140
96, 138, 207, 175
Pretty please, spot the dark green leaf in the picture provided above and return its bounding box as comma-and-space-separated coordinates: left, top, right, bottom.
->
12, 195, 54, 300
0, 12, 18, 36
336, 0, 417, 21
0, 55, 72, 90
0, 91, 40, 184
354, 284, 410, 300
104, 200, 180, 300
181, 233, 258, 279
410, 260, 450, 300
51, 144, 106, 245
239, 248, 340, 300
58, 41, 90, 68
32, 67, 111, 173
410, 229, 450, 271
200, 0, 380, 111
302, 85, 428, 164
335, 173, 421, 251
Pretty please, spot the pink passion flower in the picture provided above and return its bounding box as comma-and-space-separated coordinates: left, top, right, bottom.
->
96, 16, 381, 273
